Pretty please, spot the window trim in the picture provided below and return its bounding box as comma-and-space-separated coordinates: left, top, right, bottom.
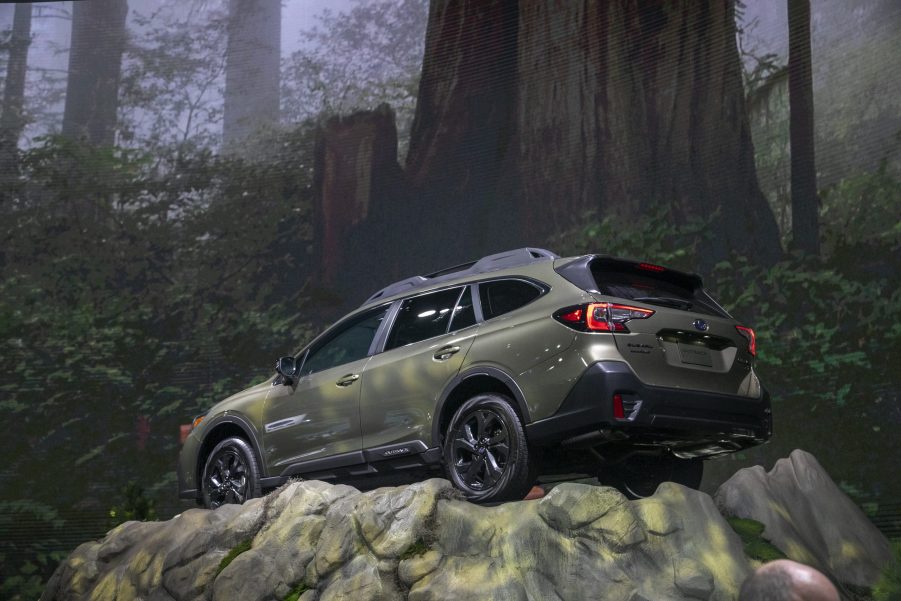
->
474, 277, 549, 321
295, 302, 393, 376
380, 285, 469, 353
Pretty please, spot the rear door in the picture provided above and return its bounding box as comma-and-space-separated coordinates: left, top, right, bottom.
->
360, 285, 478, 449
588, 259, 756, 396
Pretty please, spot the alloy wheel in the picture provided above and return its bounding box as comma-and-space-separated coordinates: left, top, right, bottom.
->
450, 408, 511, 491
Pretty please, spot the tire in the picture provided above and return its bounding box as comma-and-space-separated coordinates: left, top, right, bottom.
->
443, 394, 533, 503
201, 437, 262, 509
602, 454, 703, 499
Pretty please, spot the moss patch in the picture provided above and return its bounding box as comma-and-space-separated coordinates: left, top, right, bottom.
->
726, 517, 787, 562
873, 540, 901, 601
283, 581, 309, 601
216, 538, 253, 576
399, 538, 430, 561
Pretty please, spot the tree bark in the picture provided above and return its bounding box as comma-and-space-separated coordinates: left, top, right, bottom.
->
0, 3, 32, 198
1, 3, 32, 152
61, 0, 128, 146
511, 0, 783, 266
313, 105, 407, 300
316, 0, 784, 292
787, 0, 819, 255
223, 0, 281, 153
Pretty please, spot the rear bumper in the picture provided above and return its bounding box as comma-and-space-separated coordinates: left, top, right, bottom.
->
525, 361, 772, 457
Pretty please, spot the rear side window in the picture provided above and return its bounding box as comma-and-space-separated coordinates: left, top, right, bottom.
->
479, 279, 543, 320
386, 287, 464, 350
590, 262, 727, 317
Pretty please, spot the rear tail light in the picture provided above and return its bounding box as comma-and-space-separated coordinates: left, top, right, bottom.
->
735, 325, 757, 356
554, 302, 654, 333
613, 393, 625, 419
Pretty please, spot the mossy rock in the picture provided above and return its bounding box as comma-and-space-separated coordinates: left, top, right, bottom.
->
216, 538, 253, 576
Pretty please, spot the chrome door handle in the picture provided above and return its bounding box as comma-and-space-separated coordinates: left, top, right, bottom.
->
336, 373, 360, 387
434, 345, 461, 361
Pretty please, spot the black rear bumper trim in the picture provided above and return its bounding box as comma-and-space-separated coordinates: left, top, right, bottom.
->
525, 360, 772, 449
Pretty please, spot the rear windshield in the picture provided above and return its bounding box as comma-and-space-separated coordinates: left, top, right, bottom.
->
589, 260, 728, 317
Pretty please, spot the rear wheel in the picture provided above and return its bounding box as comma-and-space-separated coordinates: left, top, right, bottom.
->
602, 454, 703, 499
201, 437, 262, 509
443, 394, 533, 503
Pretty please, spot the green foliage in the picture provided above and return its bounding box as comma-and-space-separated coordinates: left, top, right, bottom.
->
216, 538, 253, 576
0, 129, 317, 598
399, 538, 430, 561
0, 501, 68, 601
109, 482, 158, 527
726, 517, 787, 562
873, 541, 901, 601
549, 205, 713, 274
284, 581, 310, 601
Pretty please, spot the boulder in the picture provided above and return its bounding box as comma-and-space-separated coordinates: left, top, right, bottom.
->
714, 448, 893, 588
42, 451, 889, 600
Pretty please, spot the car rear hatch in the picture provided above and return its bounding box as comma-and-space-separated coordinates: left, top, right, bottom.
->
558, 256, 756, 396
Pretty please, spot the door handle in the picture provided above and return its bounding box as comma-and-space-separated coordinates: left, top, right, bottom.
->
336, 373, 360, 387
433, 345, 461, 361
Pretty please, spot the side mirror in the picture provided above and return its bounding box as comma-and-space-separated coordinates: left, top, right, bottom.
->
275, 356, 298, 384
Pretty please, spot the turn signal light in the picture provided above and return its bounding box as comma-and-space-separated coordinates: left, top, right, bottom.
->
192, 415, 206, 430
554, 303, 654, 333
735, 325, 757, 356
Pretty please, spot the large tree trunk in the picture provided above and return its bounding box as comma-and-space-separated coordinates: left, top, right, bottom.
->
0, 3, 32, 197
61, 0, 128, 146
405, 0, 520, 268
313, 105, 407, 302
316, 0, 783, 293
787, 0, 819, 255
514, 1, 782, 266
223, 0, 281, 152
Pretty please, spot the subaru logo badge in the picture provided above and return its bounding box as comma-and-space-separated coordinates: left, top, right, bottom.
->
693, 319, 709, 332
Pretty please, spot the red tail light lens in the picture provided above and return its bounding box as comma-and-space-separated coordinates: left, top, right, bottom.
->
555, 303, 654, 333
613, 393, 625, 419
735, 325, 757, 356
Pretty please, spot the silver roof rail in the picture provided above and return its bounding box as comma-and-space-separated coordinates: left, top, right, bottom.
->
364, 247, 559, 305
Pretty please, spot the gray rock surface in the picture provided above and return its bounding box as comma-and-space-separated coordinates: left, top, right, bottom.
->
42, 451, 890, 601
714, 448, 893, 588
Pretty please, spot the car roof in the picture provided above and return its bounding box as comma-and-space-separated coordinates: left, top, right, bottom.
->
359, 247, 560, 308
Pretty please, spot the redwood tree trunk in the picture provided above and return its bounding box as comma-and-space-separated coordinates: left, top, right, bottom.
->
0, 3, 32, 195
316, 0, 783, 292
1, 4, 32, 152
62, 0, 128, 146
787, 0, 819, 255
223, 0, 281, 152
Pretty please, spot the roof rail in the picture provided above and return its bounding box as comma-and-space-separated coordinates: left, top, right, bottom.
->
364, 247, 559, 305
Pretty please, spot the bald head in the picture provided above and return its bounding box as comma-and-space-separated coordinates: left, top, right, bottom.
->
739, 560, 840, 601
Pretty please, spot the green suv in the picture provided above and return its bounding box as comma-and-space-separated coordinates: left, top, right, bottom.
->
178, 248, 771, 507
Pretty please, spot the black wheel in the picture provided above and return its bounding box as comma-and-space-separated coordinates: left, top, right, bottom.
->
443, 394, 533, 503
602, 454, 703, 499
201, 437, 262, 509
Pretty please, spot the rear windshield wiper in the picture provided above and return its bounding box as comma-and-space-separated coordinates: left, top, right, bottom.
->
632, 296, 693, 310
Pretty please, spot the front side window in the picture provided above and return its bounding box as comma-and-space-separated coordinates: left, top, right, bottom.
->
385, 287, 464, 350
301, 306, 389, 375
479, 279, 543, 320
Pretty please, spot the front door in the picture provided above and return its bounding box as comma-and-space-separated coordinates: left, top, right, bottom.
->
262, 305, 390, 473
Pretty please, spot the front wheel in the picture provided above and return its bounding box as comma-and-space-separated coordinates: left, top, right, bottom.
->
443, 394, 533, 503
602, 454, 703, 499
201, 437, 262, 509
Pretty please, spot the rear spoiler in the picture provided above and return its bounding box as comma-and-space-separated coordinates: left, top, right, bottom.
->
554, 255, 704, 294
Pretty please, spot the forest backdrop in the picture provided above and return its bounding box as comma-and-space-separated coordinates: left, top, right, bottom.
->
0, 0, 899, 598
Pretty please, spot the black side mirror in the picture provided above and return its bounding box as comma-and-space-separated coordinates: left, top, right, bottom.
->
275, 356, 298, 385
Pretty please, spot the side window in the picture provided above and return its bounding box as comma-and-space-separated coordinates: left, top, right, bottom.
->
448, 286, 477, 331
385, 287, 464, 350
302, 306, 389, 376
479, 279, 543, 320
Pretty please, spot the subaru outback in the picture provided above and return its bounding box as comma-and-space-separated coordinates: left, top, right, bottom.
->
178, 248, 771, 507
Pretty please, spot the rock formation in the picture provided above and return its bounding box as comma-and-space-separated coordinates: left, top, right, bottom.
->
714, 448, 893, 588
43, 451, 892, 601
